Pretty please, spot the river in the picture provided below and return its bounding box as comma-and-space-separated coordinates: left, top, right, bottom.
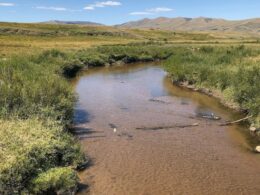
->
72, 63, 260, 195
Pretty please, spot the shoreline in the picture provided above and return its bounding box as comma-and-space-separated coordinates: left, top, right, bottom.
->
171, 79, 260, 139
74, 63, 260, 194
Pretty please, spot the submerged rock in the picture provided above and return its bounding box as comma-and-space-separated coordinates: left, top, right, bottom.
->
109, 123, 117, 129
117, 132, 133, 140
196, 112, 221, 120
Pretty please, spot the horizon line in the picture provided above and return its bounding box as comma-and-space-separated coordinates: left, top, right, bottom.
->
0, 16, 259, 26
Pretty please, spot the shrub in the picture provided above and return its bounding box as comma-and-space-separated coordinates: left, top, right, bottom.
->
0, 118, 84, 194
200, 46, 214, 53
31, 167, 78, 194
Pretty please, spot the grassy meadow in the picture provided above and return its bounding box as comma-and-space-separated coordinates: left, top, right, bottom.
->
1, 22, 259, 56
0, 22, 259, 194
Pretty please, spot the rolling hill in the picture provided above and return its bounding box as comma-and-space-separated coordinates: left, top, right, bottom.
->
41, 20, 104, 26
117, 17, 260, 34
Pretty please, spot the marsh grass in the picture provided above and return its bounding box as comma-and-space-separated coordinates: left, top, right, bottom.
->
164, 45, 260, 126
0, 22, 259, 193
0, 118, 84, 194
0, 43, 177, 194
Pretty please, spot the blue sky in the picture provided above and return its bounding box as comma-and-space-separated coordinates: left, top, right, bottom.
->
0, 0, 259, 25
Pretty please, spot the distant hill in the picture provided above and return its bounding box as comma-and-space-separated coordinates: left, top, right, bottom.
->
117, 17, 260, 34
41, 20, 104, 26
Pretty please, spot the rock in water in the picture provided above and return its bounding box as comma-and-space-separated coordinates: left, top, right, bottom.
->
255, 146, 260, 153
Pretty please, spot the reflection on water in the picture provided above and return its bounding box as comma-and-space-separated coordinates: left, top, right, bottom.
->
73, 107, 92, 124
73, 63, 258, 150
162, 77, 259, 150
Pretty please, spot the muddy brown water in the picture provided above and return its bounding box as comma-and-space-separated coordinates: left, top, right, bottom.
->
72, 63, 260, 195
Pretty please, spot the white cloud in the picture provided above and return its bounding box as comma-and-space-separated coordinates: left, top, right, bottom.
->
84, 6, 95, 10
130, 12, 152, 16
130, 7, 173, 16
84, 1, 121, 11
36, 6, 67, 11
147, 7, 173, 13
0, 2, 15, 6
96, 1, 121, 7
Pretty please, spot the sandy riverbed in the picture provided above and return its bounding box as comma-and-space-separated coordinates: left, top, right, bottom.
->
73, 63, 260, 195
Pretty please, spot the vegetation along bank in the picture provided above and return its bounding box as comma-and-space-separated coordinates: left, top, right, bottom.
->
0, 36, 259, 193
164, 45, 260, 133
0, 43, 174, 194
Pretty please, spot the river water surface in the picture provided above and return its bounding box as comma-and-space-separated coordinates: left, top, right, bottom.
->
73, 63, 260, 195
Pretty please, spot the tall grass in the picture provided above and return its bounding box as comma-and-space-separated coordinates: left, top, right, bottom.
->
0, 49, 86, 194
1, 41, 259, 193
164, 45, 260, 127
0, 119, 83, 194
1, 21, 259, 193
0, 43, 176, 194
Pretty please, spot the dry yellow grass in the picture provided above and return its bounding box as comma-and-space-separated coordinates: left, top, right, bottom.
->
1, 22, 259, 56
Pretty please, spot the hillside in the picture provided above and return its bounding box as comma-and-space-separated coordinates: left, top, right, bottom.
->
117, 17, 260, 34
41, 20, 104, 26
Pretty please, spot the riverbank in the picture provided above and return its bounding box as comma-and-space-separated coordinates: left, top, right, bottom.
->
164, 45, 260, 137
172, 80, 260, 140
1, 42, 259, 193
73, 64, 260, 194
0, 43, 175, 194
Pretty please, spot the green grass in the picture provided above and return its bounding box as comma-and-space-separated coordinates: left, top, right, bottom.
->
0, 22, 259, 193
31, 167, 78, 194
0, 48, 87, 193
1, 22, 259, 56
0, 43, 177, 194
0, 118, 83, 194
164, 45, 260, 127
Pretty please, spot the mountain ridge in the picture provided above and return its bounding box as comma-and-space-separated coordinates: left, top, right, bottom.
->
116, 17, 260, 34
41, 20, 104, 26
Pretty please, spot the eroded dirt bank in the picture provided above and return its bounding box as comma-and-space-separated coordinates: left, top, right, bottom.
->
73, 63, 260, 195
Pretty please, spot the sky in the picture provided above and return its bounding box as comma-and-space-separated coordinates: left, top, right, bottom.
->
0, 0, 259, 25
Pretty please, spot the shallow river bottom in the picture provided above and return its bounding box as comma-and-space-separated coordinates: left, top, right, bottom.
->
73, 63, 260, 195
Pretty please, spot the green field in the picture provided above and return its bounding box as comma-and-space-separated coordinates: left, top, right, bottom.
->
0, 22, 259, 194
